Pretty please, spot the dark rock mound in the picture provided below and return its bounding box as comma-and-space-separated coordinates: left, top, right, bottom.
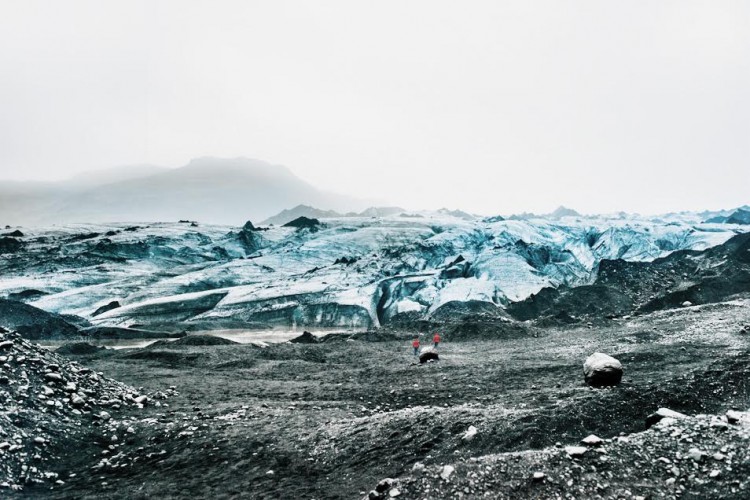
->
3, 229, 24, 237
429, 300, 507, 322
92, 300, 121, 317
68, 232, 101, 242
290, 331, 319, 344
59, 314, 93, 329
440, 255, 471, 279
55, 342, 108, 356
483, 215, 505, 223
0, 237, 23, 253
283, 216, 320, 229
242, 220, 257, 231
348, 330, 401, 342
80, 326, 183, 340
0, 299, 79, 339
334, 256, 359, 265
169, 335, 238, 346
583, 352, 623, 387
419, 348, 440, 364
6, 289, 48, 302
237, 227, 264, 254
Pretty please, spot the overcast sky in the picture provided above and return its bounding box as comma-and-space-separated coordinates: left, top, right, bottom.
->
1, 1, 748, 215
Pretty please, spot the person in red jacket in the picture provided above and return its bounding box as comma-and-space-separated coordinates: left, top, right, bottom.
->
412, 337, 420, 356
433, 332, 441, 348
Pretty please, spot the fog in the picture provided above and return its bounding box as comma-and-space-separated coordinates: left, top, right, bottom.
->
1, 1, 749, 215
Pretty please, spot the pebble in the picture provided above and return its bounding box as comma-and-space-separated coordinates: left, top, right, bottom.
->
440, 465, 455, 481
582, 434, 603, 446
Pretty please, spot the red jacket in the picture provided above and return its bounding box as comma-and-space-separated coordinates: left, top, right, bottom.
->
433, 334, 441, 343
412, 339, 420, 348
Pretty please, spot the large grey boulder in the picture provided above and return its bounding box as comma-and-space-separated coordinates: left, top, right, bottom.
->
583, 352, 623, 387
419, 347, 439, 364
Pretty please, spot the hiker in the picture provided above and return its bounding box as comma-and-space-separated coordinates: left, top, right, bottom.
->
412, 337, 420, 356
433, 332, 441, 348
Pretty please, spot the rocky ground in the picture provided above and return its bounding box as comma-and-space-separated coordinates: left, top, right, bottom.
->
1, 296, 748, 499
0, 327, 172, 493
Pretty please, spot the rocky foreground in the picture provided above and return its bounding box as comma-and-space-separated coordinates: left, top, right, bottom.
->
363, 409, 750, 499
0, 297, 743, 499
0, 327, 174, 493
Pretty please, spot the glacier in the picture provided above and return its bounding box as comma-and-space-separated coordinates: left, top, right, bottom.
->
0, 213, 744, 331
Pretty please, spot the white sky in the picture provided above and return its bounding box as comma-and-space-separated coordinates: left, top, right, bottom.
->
1, 0, 749, 215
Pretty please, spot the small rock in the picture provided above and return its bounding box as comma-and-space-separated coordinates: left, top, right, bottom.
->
440, 465, 455, 481
565, 446, 588, 458
709, 470, 721, 479
533, 472, 546, 481
376, 479, 394, 493
726, 410, 742, 424
388, 488, 401, 497
646, 408, 687, 428
688, 448, 703, 462
462, 426, 478, 442
581, 434, 603, 446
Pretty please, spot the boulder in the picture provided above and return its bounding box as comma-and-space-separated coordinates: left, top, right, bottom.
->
419, 347, 439, 364
583, 352, 623, 387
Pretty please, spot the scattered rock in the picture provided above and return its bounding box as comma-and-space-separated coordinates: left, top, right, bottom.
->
440, 465, 455, 481
565, 446, 588, 458
646, 407, 688, 428
581, 434, 603, 446
726, 410, 742, 424
375, 478, 394, 493
462, 425, 478, 442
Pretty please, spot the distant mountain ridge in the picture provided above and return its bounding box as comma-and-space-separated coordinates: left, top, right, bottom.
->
506, 205, 582, 221
261, 204, 407, 225
0, 157, 364, 226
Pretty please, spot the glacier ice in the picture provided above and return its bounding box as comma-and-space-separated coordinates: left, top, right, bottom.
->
0, 214, 744, 330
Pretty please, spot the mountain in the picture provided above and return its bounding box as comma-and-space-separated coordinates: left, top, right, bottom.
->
0, 157, 362, 225
508, 206, 581, 221
437, 208, 476, 220
358, 206, 405, 218
549, 205, 581, 219
262, 205, 406, 225
262, 205, 343, 225
64, 164, 170, 187
726, 208, 750, 225
703, 207, 750, 225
